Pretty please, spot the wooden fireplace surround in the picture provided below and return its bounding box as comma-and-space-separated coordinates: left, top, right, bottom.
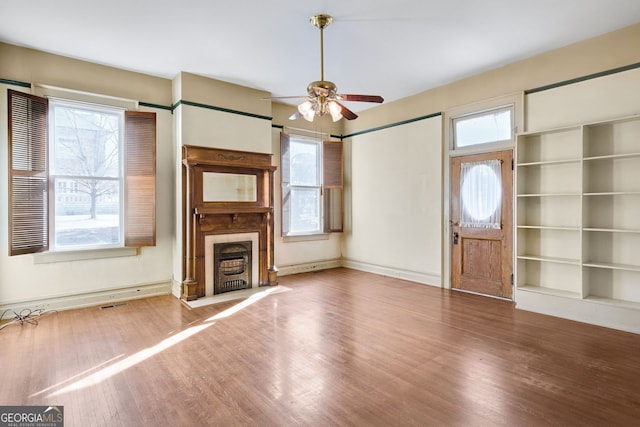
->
181, 145, 277, 301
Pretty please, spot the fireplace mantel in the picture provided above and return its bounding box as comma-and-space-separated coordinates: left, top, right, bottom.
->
181, 145, 277, 301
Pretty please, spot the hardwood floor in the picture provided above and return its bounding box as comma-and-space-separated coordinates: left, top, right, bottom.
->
1, 268, 639, 426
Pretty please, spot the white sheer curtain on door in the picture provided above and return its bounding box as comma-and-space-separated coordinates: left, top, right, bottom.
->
460, 159, 502, 229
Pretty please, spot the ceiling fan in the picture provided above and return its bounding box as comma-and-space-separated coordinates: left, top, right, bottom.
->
270, 14, 384, 122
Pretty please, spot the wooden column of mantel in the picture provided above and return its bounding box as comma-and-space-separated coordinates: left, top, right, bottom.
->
182, 162, 198, 300
181, 145, 277, 301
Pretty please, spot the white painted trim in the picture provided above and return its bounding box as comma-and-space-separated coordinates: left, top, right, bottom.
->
516, 289, 640, 335
171, 279, 182, 298
341, 258, 441, 287
33, 84, 138, 110
0, 281, 172, 318
33, 247, 138, 264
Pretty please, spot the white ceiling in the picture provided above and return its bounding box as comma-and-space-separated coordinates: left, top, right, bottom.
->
2, 1, 640, 112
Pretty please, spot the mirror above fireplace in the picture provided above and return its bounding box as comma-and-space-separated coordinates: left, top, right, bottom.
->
203, 172, 257, 202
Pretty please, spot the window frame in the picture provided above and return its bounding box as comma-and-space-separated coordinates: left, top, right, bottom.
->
280, 132, 343, 238
7, 89, 156, 256
452, 104, 514, 150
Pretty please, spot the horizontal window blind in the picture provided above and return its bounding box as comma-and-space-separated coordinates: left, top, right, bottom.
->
323, 140, 343, 233
124, 111, 156, 247
8, 90, 49, 255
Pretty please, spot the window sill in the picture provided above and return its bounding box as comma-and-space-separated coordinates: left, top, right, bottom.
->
33, 247, 139, 264
283, 233, 330, 243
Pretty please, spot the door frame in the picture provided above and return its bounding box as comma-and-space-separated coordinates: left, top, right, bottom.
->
441, 93, 524, 296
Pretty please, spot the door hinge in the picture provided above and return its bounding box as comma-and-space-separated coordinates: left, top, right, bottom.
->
511, 159, 514, 170
510, 273, 514, 286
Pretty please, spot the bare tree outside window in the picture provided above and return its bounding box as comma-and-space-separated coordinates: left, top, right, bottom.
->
50, 101, 123, 249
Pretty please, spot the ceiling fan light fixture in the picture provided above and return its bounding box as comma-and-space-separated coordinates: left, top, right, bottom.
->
328, 101, 343, 122
298, 100, 316, 121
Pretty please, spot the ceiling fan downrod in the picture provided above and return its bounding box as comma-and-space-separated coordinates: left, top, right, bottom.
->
310, 14, 333, 82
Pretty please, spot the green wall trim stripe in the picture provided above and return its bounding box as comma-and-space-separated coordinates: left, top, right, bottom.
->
271, 123, 342, 140
174, 99, 272, 121
342, 112, 443, 139
526, 62, 640, 95
138, 101, 172, 111
0, 78, 31, 88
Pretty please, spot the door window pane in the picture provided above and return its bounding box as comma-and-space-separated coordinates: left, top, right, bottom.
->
460, 160, 502, 229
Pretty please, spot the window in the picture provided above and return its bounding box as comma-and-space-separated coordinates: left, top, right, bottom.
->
8, 89, 156, 255
280, 132, 343, 236
453, 105, 513, 148
50, 99, 123, 249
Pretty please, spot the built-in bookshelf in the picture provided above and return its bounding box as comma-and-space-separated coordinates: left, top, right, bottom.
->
515, 116, 640, 330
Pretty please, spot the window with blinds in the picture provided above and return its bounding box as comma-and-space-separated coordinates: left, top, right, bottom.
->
7, 89, 156, 255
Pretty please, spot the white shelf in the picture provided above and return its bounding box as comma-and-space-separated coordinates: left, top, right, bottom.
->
516, 114, 640, 323
518, 158, 582, 167
517, 193, 581, 197
583, 152, 640, 161
583, 261, 640, 272
583, 228, 640, 234
518, 255, 580, 265
517, 285, 581, 300
517, 225, 580, 231
583, 191, 640, 196
516, 127, 583, 164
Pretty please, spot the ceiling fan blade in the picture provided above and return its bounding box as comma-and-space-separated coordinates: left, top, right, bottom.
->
336, 102, 358, 120
288, 111, 302, 120
338, 94, 384, 103
261, 95, 308, 100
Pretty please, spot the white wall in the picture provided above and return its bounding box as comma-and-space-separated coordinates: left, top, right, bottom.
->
342, 116, 443, 285
526, 68, 640, 131
180, 104, 272, 153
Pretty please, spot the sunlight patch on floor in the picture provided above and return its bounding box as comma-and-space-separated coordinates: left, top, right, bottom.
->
47, 287, 285, 397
